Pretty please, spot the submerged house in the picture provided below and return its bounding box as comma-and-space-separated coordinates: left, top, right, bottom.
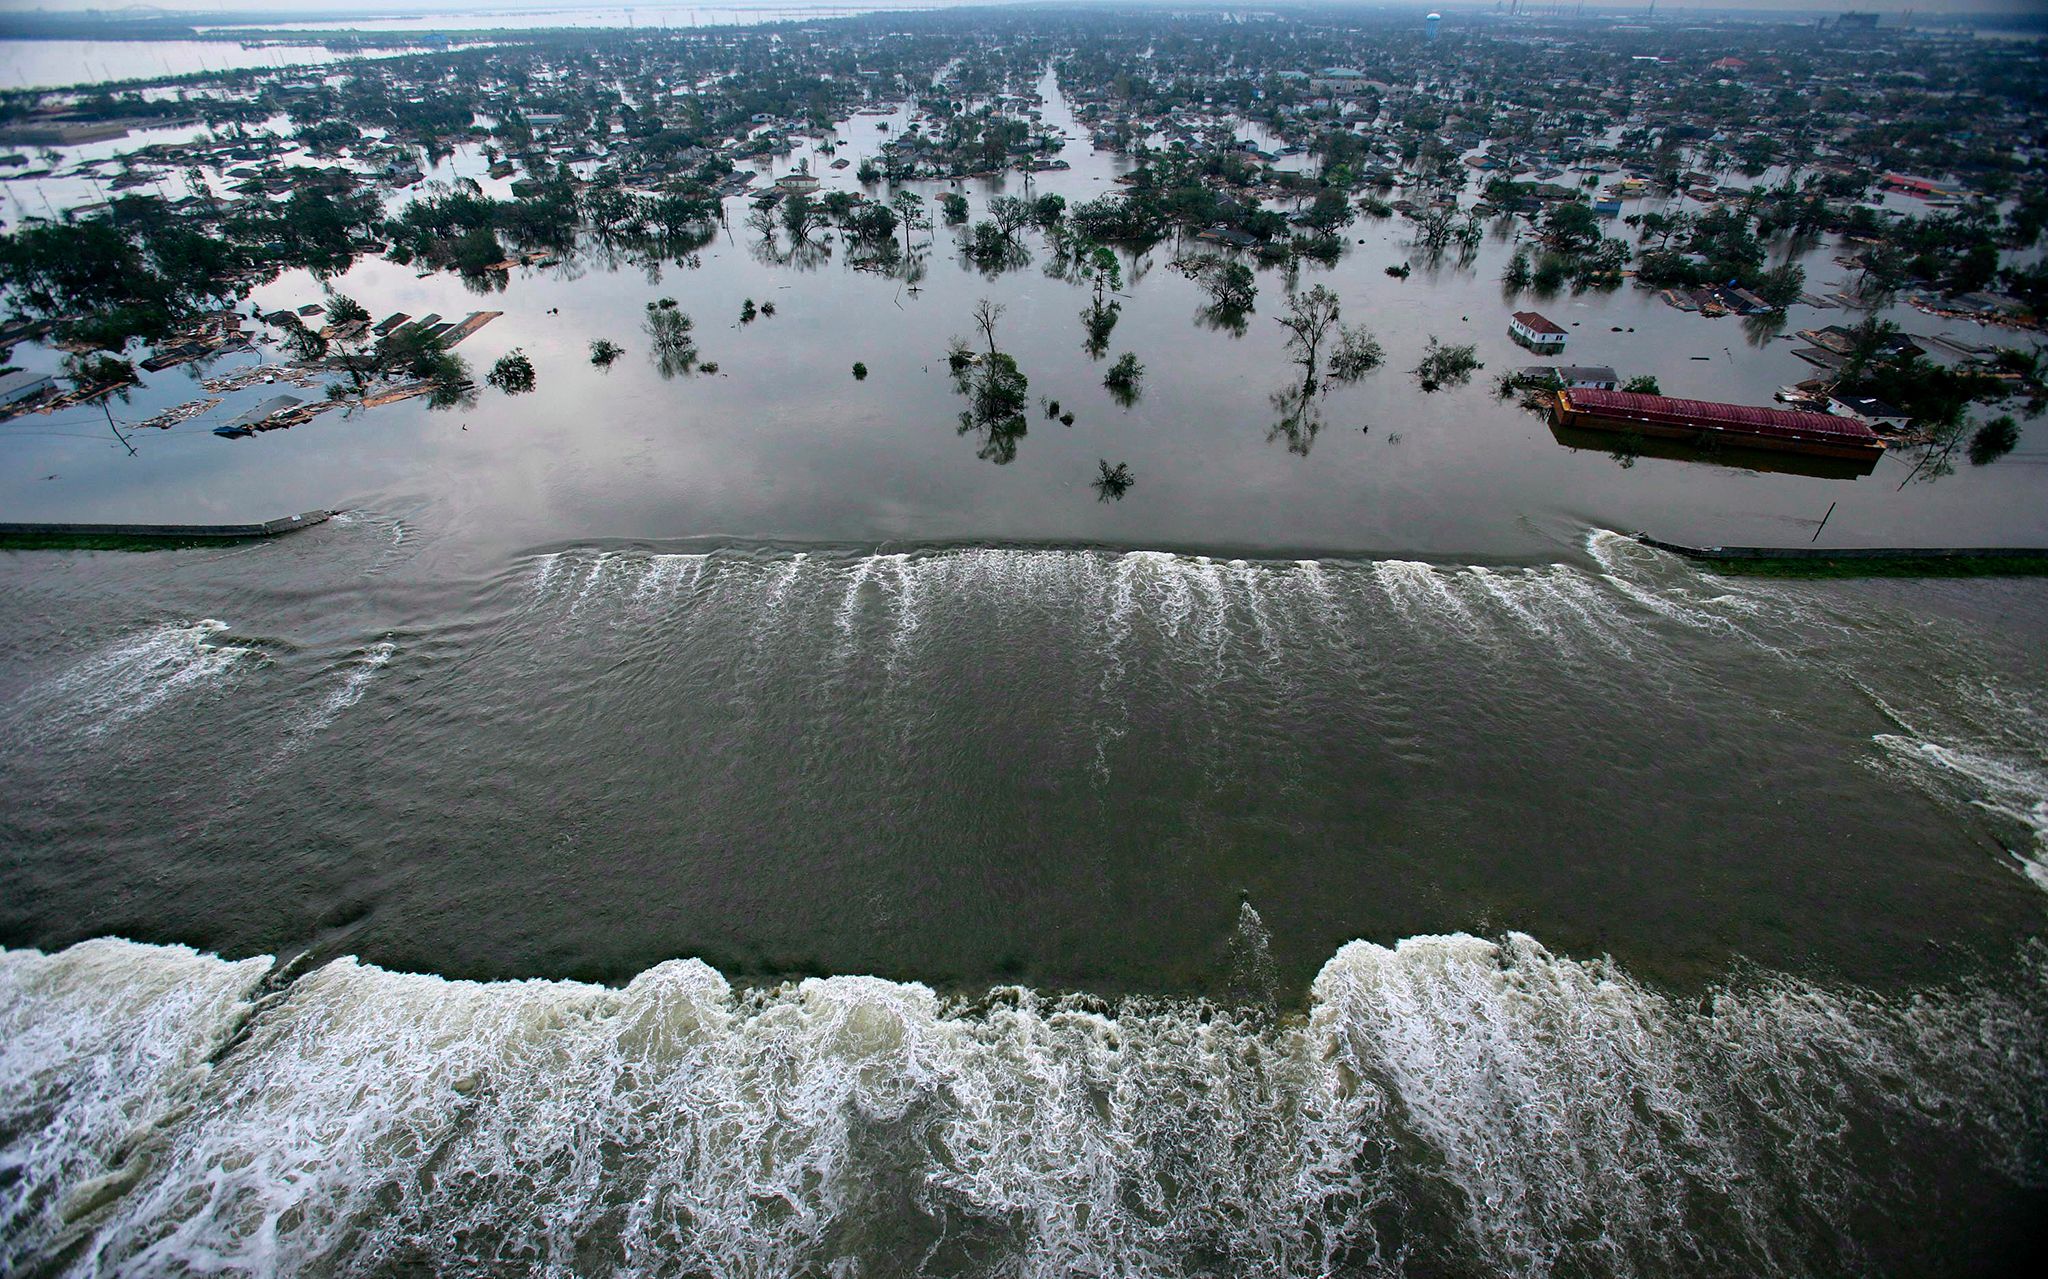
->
1826, 392, 1911, 433
0, 369, 55, 409
1509, 311, 1568, 352
1522, 364, 1617, 390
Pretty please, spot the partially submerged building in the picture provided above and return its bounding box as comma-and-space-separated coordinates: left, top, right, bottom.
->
0, 369, 55, 409
1551, 389, 1887, 462
1509, 311, 1568, 352
1521, 364, 1617, 390
1826, 393, 1912, 433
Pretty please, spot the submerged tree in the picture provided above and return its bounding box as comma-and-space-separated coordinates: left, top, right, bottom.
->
1093, 459, 1135, 501
1104, 352, 1144, 406
487, 348, 537, 394
1415, 338, 1483, 392
1328, 326, 1385, 385
589, 338, 623, 368
890, 190, 928, 255
1276, 286, 1342, 389
952, 299, 1029, 463
1968, 414, 2019, 466
971, 298, 1005, 360
1177, 254, 1255, 333
1276, 285, 1381, 391
644, 298, 699, 377
1503, 247, 1533, 292
1075, 242, 1123, 356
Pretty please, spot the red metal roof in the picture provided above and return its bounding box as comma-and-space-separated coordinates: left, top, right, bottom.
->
1511, 311, 1567, 336
1564, 390, 1881, 443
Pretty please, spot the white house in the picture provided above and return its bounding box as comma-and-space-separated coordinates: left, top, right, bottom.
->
1509, 310, 1568, 352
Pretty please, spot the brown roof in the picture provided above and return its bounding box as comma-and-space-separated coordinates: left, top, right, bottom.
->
1511, 311, 1567, 336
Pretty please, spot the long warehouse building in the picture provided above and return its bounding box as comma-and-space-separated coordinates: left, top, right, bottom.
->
1551, 389, 1888, 461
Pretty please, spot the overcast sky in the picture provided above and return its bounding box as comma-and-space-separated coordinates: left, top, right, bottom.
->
5, 2, 2040, 21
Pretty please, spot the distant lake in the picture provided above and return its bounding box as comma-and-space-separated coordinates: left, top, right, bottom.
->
0, 3, 996, 90
0, 39, 374, 91
199, 1, 998, 35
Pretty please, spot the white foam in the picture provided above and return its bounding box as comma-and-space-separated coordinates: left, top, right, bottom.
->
568, 552, 616, 616
833, 553, 880, 652
529, 551, 565, 598
301, 640, 396, 735
632, 553, 708, 607
0, 940, 270, 1272
1875, 733, 2048, 892
32, 621, 257, 737
3, 935, 2037, 1277
1372, 560, 1486, 643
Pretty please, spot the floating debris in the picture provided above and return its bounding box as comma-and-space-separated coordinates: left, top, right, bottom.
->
202, 364, 326, 395
439, 311, 503, 347
136, 397, 221, 430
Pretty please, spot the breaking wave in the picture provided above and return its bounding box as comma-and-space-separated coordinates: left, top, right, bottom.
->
0, 934, 2041, 1278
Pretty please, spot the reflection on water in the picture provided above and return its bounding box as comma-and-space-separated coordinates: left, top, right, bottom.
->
1548, 421, 1883, 480
0, 64, 2039, 557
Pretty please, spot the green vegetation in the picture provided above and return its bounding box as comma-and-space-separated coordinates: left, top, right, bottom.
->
1093, 459, 1134, 501
1969, 416, 2020, 467
1103, 352, 1144, 401
1415, 339, 1482, 393
487, 349, 537, 394
644, 298, 699, 377
953, 299, 1029, 463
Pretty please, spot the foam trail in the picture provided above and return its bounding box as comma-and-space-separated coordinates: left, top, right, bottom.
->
833, 553, 879, 653
31, 621, 256, 737
1875, 734, 2048, 892
1373, 560, 1485, 641
530, 552, 564, 599
569, 552, 616, 615
633, 553, 707, 606
1229, 559, 1280, 657
301, 640, 396, 735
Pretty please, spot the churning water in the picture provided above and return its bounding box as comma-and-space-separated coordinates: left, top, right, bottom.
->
1, 928, 2043, 1277
2, 528, 2045, 1274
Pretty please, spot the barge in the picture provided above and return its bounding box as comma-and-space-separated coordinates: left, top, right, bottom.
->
1550, 389, 1887, 463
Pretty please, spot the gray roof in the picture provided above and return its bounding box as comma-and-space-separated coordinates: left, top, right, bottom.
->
226, 393, 304, 428
0, 369, 54, 394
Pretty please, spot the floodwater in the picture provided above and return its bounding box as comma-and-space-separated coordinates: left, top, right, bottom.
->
0, 40, 374, 92
218, 1, 1002, 35
0, 4, 995, 91
3, 72, 2042, 560
2, 64, 2046, 1279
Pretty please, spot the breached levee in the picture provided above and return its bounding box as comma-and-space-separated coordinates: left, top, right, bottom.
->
2, 934, 2042, 1278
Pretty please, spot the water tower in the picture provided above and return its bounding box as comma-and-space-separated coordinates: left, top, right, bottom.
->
1426, 12, 1442, 41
